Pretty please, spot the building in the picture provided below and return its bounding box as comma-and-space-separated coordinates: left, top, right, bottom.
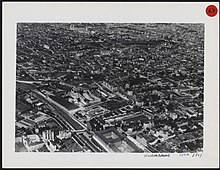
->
94, 127, 142, 153
47, 140, 57, 152
42, 130, 55, 141
102, 81, 118, 92
57, 130, 71, 140
22, 134, 44, 152
136, 133, 157, 147
143, 121, 154, 129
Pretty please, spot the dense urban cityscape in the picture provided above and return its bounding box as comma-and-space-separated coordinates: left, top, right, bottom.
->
15, 23, 204, 153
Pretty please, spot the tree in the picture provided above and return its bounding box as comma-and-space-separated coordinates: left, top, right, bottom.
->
77, 98, 81, 102
167, 102, 175, 111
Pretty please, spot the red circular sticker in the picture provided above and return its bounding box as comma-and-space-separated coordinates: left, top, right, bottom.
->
206, 5, 218, 17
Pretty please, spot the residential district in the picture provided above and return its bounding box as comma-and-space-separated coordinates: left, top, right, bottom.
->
15, 23, 204, 153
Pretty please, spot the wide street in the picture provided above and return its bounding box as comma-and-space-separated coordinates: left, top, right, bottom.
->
32, 89, 86, 131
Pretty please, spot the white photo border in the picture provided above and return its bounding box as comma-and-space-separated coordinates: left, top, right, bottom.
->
2, 2, 219, 168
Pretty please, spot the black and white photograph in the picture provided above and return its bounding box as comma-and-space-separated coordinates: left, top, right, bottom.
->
2, 2, 219, 168
15, 23, 204, 153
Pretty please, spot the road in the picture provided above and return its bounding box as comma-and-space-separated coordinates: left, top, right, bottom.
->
78, 134, 101, 152
32, 90, 86, 131
16, 80, 42, 84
